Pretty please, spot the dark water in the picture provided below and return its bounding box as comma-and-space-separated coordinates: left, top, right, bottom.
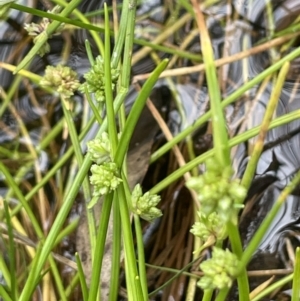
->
1, 0, 300, 300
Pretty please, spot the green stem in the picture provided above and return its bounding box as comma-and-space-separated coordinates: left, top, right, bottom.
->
150, 109, 300, 195
75, 254, 89, 301
3, 202, 17, 301
48, 257, 67, 301
239, 170, 300, 272
292, 248, 300, 301
149, 257, 201, 297
11, 114, 95, 217
115, 59, 169, 167
61, 100, 95, 261
111, 0, 128, 68
215, 288, 230, 301
64, 272, 80, 299
53, 0, 104, 55
0, 285, 13, 301
10, 3, 104, 33
150, 45, 300, 164
14, 0, 82, 73
88, 194, 113, 301
0, 255, 11, 290
10, 3, 201, 61
109, 195, 121, 301
191, 0, 230, 168
117, 184, 144, 300
134, 215, 148, 300
104, 3, 118, 154
227, 222, 249, 301
202, 289, 214, 301
241, 62, 290, 190
0, 163, 65, 301
251, 274, 293, 301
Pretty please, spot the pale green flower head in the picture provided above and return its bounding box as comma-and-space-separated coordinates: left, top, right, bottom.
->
186, 157, 246, 223
228, 180, 247, 203
90, 162, 122, 197
24, 5, 64, 56
131, 184, 162, 221
87, 132, 111, 164
40, 65, 80, 101
79, 55, 120, 102
190, 212, 227, 244
198, 247, 239, 290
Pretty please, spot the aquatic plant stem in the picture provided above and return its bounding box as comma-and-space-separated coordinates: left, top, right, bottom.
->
0, 164, 66, 301
53, 0, 104, 56
150, 44, 300, 164
292, 248, 300, 301
17, 83, 128, 300
61, 100, 96, 260
89, 4, 120, 301
134, 214, 148, 300
215, 288, 230, 301
10, 3, 105, 33
131, 12, 192, 65
0, 254, 10, 292
9, 3, 200, 61
241, 62, 290, 190
202, 289, 213, 301
239, 170, 300, 273
3, 202, 18, 301
149, 257, 202, 297
14, 0, 82, 73
64, 272, 80, 298
109, 195, 122, 301
0, 285, 13, 301
75, 253, 88, 301
150, 108, 300, 194
104, 3, 118, 153
226, 222, 249, 301
113, 59, 168, 300
115, 59, 168, 164
191, 0, 230, 168
185, 224, 201, 301
101, 7, 122, 300
88, 194, 113, 301
251, 273, 293, 301
118, 184, 145, 300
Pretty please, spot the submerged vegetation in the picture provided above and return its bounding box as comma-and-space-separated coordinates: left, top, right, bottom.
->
1, 0, 300, 300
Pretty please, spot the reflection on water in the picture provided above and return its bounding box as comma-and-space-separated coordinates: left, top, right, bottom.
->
1, 0, 300, 300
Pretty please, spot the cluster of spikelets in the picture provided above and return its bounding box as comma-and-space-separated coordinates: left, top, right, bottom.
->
186, 158, 246, 223
87, 133, 162, 221
87, 132, 122, 197
186, 158, 246, 290
24, 5, 64, 56
79, 56, 120, 103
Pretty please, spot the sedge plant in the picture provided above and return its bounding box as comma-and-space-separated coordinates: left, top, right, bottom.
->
1, 0, 300, 301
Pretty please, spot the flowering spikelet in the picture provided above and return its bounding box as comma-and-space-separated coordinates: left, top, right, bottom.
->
131, 184, 162, 221
186, 157, 246, 223
90, 162, 122, 197
199, 247, 239, 290
40, 65, 80, 99
87, 132, 111, 164
24, 6, 64, 56
190, 211, 227, 245
79, 55, 119, 102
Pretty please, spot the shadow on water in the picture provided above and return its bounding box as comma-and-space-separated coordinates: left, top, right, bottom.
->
1, 0, 300, 300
